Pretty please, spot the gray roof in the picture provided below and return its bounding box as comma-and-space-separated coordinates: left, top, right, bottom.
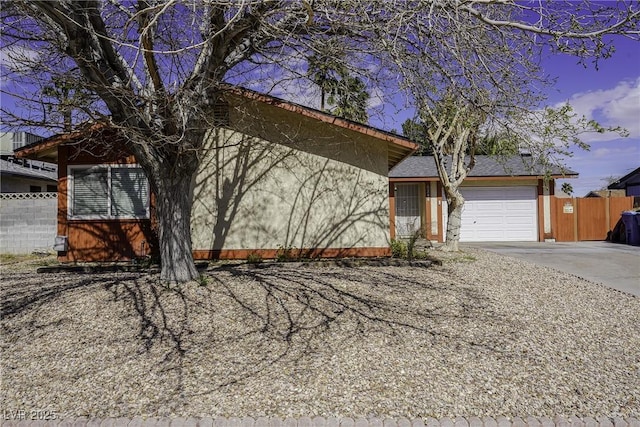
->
0, 158, 57, 181
608, 166, 640, 189
389, 155, 577, 178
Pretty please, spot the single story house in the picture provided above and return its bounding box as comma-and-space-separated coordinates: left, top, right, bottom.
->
608, 166, 640, 197
15, 87, 417, 262
584, 189, 626, 198
389, 155, 577, 242
0, 158, 57, 193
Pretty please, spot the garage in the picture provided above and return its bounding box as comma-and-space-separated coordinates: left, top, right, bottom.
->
390, 155, 574, 243
458, 186, 538, 242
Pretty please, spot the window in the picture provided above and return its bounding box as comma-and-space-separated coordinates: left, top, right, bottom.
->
47, 185, 57, 193
212, 99, 230, 126
29, 185, 41, 193
12, 132, 24, 152
69, 165, 149, 219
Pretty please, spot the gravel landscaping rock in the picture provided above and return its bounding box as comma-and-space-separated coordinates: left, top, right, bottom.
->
1, 249, 638, 420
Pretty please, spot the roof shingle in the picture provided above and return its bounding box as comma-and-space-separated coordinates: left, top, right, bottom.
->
389, 155, 577, 178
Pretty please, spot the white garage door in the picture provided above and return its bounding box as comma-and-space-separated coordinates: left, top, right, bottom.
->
456, 186, 538, 242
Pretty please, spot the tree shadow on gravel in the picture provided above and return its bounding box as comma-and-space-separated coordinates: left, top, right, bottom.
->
99, 264, 509, 399
1, 264, 510, 412
1, 273, 105, 319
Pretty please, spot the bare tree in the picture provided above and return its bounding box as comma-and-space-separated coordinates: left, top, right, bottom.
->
376, 0, 638, 251
2, 0, 638, 277
1, 1, 369, 282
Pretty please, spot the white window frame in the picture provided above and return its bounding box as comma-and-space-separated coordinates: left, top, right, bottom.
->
68, 164, 150, 220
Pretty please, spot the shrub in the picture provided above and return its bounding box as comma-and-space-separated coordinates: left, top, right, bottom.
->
276, 245, 298, 262
390, 239, 408, 258
246, 252, 263, 264
196, 274, 209, 286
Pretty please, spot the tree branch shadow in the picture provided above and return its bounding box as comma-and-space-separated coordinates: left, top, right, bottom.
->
98, 263, 512, 399
1, 263, 516, 410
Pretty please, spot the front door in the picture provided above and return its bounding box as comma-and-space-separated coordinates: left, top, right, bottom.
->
395, 183, 421, 237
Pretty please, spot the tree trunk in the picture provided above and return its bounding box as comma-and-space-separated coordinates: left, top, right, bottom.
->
442, 189, 464, 252
154, 172, 199, 283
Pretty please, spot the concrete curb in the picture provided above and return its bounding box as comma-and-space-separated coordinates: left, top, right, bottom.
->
1, 417, 639, 427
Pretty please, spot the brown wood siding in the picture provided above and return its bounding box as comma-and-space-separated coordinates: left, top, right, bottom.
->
609, 197, 634, 230
577, 198, 608, 240
57, 145, 69, 242
57, 143, 158, 262
554, 198, 577, 242
63, 220, 156, 262
553, 196, 633, 242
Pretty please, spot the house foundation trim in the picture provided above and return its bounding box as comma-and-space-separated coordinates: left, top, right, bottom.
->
193, 247, 392, 260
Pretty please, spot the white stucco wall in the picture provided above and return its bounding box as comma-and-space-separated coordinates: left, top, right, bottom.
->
191, 100, 390, 252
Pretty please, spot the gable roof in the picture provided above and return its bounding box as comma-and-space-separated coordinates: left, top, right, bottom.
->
15, 87, 418, 170
584, 189, 627, 198
608, 166, 640, 189
13, 122, 107, 164
390, 155, 578, 179
222, 86, 417, 169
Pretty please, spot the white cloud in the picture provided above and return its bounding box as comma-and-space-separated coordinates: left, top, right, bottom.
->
558, 140, 640, 195
367, 86, 385, 110
0, 45, 40, 74
592, 147, 612, 158
272, 79, 323, 110
558, 76, 640, 142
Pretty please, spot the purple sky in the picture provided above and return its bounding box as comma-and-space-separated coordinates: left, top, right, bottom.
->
2, 23, 637, 198
534, 37, 640, 196
363, 36, 639, 197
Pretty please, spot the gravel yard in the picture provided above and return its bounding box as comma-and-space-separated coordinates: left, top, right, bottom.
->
1, 249, 638, 420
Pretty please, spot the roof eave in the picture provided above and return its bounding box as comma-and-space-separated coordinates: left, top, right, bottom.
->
14, 139, 61, 163
15, 87, 421, 169
14, 122, 108, 164
0, 170, 57, 181
607, 167, 640, 189
390, 173, 578, 180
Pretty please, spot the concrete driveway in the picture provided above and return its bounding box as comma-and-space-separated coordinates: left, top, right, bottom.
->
464, 241, 640, 297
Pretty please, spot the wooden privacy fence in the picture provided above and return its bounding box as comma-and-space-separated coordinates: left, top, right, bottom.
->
553, 196, 634, 242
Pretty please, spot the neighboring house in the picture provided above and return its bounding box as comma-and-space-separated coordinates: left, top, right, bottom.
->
0, 158, 57, 193
608, 166, 640, 197
0, 130, 44, 153
15, 87, 417, 262
389, 155, 578, 242
0, 131, 58, 254
584, 189, 626, 198
0, 131, 57, 192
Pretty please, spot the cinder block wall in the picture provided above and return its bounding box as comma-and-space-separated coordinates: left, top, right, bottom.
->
0, 193, 57, 254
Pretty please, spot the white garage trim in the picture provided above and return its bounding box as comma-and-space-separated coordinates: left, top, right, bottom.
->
444, 186, 538, 242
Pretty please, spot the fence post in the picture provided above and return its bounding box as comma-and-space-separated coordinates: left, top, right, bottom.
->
605, 197, 611, 237
573, 198, 578, 242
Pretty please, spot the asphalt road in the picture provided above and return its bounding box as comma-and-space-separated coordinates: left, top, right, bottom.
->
464, 241, 640, 297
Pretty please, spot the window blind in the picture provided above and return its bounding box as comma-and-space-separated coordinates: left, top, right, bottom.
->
70, 166, 149, 219
73, 168, 109, 216
111, 168, 149, 217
